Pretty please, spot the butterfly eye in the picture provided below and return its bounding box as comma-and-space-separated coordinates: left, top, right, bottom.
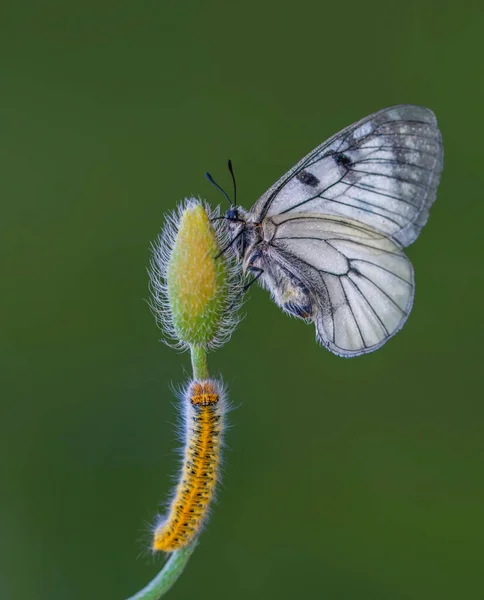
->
226, 207, 239, 220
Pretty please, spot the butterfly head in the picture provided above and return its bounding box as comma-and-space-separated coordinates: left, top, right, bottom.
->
206, 160, 251, 259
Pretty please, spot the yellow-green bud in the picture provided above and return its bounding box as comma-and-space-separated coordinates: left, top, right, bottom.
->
150, 198, 241, 350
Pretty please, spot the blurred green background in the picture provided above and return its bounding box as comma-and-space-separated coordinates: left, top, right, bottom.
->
2, 1, 483, 599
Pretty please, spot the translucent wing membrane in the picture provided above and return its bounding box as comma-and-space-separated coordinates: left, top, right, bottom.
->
271, 214, 414, 356
252, 105, 443, 247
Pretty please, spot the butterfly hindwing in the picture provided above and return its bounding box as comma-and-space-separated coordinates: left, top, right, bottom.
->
270, 214, 414, 356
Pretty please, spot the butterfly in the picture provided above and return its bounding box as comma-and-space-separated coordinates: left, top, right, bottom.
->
209, 105, 443, 357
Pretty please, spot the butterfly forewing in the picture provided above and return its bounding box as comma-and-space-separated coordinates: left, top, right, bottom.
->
271, 214, 414, 356
252, 105, 443, 247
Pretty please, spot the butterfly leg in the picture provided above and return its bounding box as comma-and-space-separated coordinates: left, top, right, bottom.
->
244, 266, 264, 292
215, 227, 246, 259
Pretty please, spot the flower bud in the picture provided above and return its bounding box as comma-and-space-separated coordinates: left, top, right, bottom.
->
150, 199, 241, 349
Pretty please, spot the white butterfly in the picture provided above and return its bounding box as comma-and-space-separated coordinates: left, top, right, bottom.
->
216, 105, 443, 357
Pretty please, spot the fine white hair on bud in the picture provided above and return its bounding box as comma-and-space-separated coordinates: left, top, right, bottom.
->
149, 198, 243, 350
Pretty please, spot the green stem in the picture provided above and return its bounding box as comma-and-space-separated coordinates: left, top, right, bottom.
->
191, 344, 209, 379
126, 541, 198, 600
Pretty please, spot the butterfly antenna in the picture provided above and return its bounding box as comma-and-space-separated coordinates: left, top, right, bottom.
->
205, 172, 232, 206
227, 159, 237, 206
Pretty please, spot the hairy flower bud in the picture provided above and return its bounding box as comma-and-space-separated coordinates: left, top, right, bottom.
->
150, 198, 241, 349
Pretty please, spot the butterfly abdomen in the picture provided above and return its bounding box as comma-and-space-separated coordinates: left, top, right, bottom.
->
272, 269, 315, 320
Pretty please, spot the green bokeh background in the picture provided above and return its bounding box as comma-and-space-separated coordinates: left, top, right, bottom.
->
2, 2, 483, 599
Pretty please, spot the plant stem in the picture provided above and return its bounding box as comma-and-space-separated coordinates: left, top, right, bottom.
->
191, 344, 209, 379
126, 541, 198, 600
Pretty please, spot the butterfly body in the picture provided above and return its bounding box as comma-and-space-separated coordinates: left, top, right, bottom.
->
222, 105, 443, 357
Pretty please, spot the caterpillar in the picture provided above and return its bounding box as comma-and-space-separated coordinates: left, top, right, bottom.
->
152, 379, 226, 552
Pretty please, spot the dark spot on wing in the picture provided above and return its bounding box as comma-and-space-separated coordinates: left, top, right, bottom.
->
296, 169, 320, 187
334, 152, 352, 167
